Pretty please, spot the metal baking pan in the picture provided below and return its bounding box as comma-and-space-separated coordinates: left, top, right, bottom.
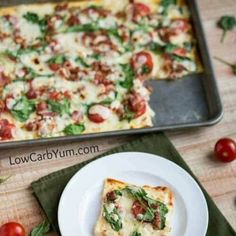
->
0, 0, 223, 149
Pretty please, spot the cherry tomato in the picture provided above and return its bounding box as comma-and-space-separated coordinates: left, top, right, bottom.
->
132, 51, 153, 75
88, 113, 105, 123
214, 138, 236, 163
88, 105, 111, 123
170, 19, 190, 35
128, 93, 147, 118
0, 222, 25, 236
133, 3, 151, 17
132, 200, 145, 219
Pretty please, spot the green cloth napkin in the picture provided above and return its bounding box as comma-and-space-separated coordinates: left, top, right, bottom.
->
31, 133, 235, 236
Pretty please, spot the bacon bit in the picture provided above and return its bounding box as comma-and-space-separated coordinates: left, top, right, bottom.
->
58, 67, 70, 79
25, 121, 39, 131
132, 200, 146, 219
49, 39, 62, 52
128, 92, 146, 118
0, 100, 5, 113
72, 110, 83, 124
106, 191, 117, 202
0, 32, 9, 41
0, 119, 14, 140
48, 91, 62, 101
63, 91, 71, 99
49, 63, 61, 71
14, 34, 26, 48
0, 72, 10, 87
67, 15, 80, 26
26, 89, 37, 99
36, 102, 48, 111
55, 3, 68, 11
152, 212, 162, 229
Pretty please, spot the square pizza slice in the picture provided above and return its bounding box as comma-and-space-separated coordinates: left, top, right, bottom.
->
95, 178, 174, 236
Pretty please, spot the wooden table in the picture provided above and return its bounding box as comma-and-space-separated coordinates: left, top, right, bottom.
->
0, 0, 236, 234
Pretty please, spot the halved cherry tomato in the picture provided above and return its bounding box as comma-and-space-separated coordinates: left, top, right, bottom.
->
133, 3, 151, 17
0, 222, 25, 236
170, 19, 190, 35
88, 113, 105, 123
88, 105, 111, 123
132, 200, 146, 219
128, 93, 147, 118
132, 51, 153, 75
214, 138, 236, 163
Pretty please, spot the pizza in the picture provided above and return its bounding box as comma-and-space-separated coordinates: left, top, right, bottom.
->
0, 0, 202, 141
95, 178, 174, 236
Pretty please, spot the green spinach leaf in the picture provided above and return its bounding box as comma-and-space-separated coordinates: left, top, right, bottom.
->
11, 96, 35, 122
30, 220, 50, 236
48, 55, 67, 64
103, 204, 122, 232
65, 23, 99, 33
75, 56, 89, 68
217, 15, 236, 42
47, 99, 70, 115
23, 12, 47, 33
64, 124, 85, 135
119, 64, 134, 90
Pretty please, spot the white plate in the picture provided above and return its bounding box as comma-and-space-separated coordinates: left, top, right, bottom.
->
58, 152, 208, 236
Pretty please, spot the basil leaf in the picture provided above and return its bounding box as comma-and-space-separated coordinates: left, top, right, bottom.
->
47, 99, 70, 115
65, 23, 99, 33
75, 56, 89, 68
103, 204, 122, 232
0, 175, 11, 185
48, 54, 66, 64
30, 220, 50, 236
11, 96, 35, 122
64, 124, 85, 135
23, 12, 47, 33
119, 64, 134, 90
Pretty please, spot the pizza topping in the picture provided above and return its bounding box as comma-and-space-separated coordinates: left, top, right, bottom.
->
106, 190, 122, 202
125, 186, 168, 229
103, 203, 122, 232
0, 119, 14, 140
63, 124, 85, 135
132, 51, 153, 75
127, 92, 146, 118
88, 104, 111, 123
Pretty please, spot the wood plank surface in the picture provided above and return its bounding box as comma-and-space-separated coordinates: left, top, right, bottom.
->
0, 0, 236, 235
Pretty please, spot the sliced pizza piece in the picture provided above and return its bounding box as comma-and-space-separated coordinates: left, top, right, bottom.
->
95, 178, 174, 236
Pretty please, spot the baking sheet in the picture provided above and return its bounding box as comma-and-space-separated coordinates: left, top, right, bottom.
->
0, 0, 223, 149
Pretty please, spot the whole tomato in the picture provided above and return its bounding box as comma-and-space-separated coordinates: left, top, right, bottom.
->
214, 138, 236, 163
0, 222, 25, 236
